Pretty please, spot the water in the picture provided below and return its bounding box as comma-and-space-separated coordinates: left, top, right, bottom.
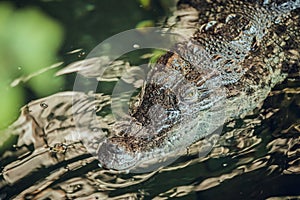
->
1, 0, 300, 199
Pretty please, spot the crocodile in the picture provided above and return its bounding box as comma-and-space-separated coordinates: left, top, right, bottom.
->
96, 0, 300, 170
2, 0, 300, 175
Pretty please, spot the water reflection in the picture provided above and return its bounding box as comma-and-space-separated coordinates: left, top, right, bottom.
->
1, 74, 299, 199
1, 0, 300, 199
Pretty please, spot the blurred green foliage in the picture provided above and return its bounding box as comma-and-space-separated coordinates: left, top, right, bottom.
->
0, 2, 64, 131
136, 19, 155, 28
138, 0, 152, 9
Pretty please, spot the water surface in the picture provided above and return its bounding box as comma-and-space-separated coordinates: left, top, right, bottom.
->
0, 1, 300, 199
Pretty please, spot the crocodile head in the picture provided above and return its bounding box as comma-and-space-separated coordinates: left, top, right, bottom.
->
97, 52, 225, 171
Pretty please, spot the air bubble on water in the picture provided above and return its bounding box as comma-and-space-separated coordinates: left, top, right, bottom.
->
40, 102, 48, 109
78, 52, 86, 58
133, 44, 140, 49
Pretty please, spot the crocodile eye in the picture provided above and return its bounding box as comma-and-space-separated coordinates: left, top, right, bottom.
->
180, 85, 198, 103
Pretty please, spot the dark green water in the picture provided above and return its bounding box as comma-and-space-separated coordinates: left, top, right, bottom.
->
1, 0, 300, 199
